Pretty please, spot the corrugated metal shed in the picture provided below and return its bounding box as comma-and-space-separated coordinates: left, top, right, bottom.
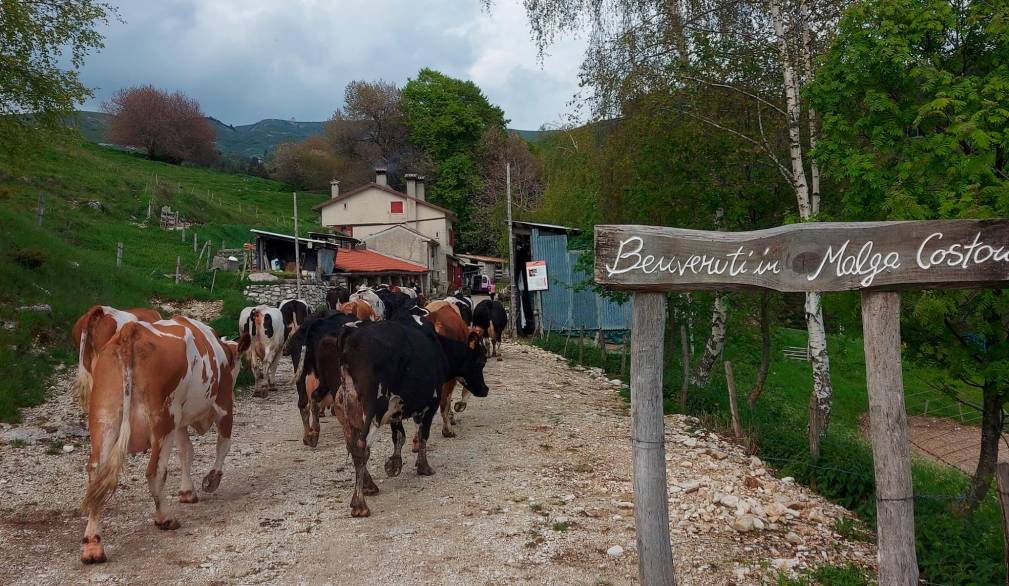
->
530, 229, 630, 331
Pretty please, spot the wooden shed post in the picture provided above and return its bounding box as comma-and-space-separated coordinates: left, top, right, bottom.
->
861, 291, 918, 585
630, 292, 676, 585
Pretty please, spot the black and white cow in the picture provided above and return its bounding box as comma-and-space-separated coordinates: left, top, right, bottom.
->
445, 292, 474, 325
473, 299, 507, 360
279, 298, 310, 346
239, 305, 284, 397
314, 312, 489, 517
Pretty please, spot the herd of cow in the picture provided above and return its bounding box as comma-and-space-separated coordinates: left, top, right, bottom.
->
69, 285, 508, 564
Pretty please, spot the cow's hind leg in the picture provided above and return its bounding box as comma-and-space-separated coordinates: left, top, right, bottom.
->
147, 435, 180, 530
385, 421, 406, 477
415, 407, 437, 476
454, 387, 471, 414
81, 418, 117, 564
202, 418, 232, 494
175, 428, 199, 503
441, 380, 457, 437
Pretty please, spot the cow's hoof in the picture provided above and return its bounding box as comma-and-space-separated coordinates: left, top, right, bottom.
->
303, 432, 319, 448
416, 462, 435, 476
442, 426, 456, 438
178, 490, 199, 504
385, 455, 403, 478
363, 476, 380, 496
202, 470, 223, 493
453, 401, 467, 413
154, 517, 181, 531
80, 538, 106, 564
350, 496, 370, 517
253, 387, 269, 398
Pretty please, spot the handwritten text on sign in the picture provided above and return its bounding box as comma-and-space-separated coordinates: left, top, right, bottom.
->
593, 221, 1009, 292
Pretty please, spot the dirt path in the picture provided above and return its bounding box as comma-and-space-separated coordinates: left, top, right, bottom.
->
0, 341, 874, 585
907, 415, 1009, 474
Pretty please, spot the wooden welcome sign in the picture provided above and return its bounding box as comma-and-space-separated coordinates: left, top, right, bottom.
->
594, 219, 1009, 586
595, 220, 1009, 292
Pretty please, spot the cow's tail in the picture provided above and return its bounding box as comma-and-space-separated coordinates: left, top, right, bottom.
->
82, 323, 137, 515
74, 306, 106, 412
289, 317, 312, 385
488, 321, 497, 343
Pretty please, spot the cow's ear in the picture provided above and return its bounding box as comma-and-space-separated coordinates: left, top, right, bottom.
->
467, 330, 481, 350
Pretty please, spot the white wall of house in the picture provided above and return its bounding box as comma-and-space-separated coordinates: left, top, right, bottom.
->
318, 185, 454, 292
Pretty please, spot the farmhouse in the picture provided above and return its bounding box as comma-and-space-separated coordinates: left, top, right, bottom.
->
314, 170, 459, 294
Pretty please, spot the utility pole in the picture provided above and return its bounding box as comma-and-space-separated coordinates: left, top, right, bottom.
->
506, 162, 518, 338
293, 192, 302, 300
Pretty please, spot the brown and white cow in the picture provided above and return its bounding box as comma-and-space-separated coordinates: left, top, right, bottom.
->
79, 317, 249, 564
338, 299, 379, 322
423, 300, 483, 439
71, 305, 162, 411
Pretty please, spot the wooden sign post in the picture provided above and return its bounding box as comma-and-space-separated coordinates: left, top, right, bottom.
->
595, 220, 1009, 585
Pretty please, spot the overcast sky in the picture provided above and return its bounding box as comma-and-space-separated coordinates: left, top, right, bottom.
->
74, 0, 586, 130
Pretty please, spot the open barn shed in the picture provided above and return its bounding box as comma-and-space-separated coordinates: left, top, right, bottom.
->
510, 221, 631, 336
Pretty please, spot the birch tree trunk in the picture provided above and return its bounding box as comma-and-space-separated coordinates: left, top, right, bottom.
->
692, 293, 728, 387
798, 0, 821, 216
770, 0, 833, 458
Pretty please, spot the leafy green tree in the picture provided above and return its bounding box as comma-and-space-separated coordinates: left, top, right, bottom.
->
401, 68, 507, 250
1, 0, 115, 158
810, 0, 1009, 508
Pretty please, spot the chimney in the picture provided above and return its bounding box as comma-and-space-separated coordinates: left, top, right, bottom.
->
416, 175, 426, 201
405, 173, 418, 198
330, 179, 340, 199
375, 167, 388, 186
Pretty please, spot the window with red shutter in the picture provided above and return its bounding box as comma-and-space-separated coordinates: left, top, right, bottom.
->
390, 201, 404, 214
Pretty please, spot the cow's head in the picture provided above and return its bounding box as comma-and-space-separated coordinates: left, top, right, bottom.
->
457, 329, 489, 397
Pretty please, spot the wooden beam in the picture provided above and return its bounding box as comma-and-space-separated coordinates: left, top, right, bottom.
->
861, 291, 918, 585
595, 220, 1009, 292
630, 292, 676, 585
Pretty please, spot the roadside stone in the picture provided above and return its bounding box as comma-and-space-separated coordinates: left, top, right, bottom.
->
606, 545, 624, 558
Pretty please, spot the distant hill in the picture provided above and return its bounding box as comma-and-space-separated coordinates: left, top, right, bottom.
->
69, 111, 543, 158
68, 111, 326, 159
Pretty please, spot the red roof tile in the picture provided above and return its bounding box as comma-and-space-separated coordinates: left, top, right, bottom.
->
333, 248, 427, 274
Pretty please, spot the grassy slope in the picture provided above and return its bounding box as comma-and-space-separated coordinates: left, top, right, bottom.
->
0, 137, 326, 421
535, 311, 1003, 584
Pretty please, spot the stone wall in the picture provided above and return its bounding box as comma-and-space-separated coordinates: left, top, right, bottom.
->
243, 280, 329, 309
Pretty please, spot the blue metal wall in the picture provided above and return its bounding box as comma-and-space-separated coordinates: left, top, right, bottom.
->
530, 229, 630, 331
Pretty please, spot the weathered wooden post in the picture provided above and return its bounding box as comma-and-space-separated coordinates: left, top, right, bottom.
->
116, 242, 123, 269
862, 291, 917, 585
996, 462, 1009, 585
175, 256, 181, 284
620, 334, 629, 377
210, 269, 218, 293
630, 292, 675, 585
36, 193, 45, 226
193, 233, 198, 252
724, 361, 742, 440
562, 329, 570, 357
679, 324, 690, 410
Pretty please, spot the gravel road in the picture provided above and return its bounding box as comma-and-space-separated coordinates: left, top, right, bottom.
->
0, 341, 874, 585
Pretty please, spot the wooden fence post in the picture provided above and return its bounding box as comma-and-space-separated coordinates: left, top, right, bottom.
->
578, 327, 586, 364
36, 193, 45, 226
175, 256, 181, 284
116, 242, 123, 269
598, 328, 606, 365
563, 329, 570, 357
724, 361, 742, 440
630, 292, 676, 585
620, 334, 629, 377
861, 291, 918, 586
193, 233, 198, 252
210, 269, 218, 293
996, 462, 1009, 586
679, 324, 690, 410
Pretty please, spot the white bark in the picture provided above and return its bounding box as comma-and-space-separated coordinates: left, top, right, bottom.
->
692, 293, 728, 387
770, 0, 833, 457
798, 0, 821, 216
769, 0, 812, 220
